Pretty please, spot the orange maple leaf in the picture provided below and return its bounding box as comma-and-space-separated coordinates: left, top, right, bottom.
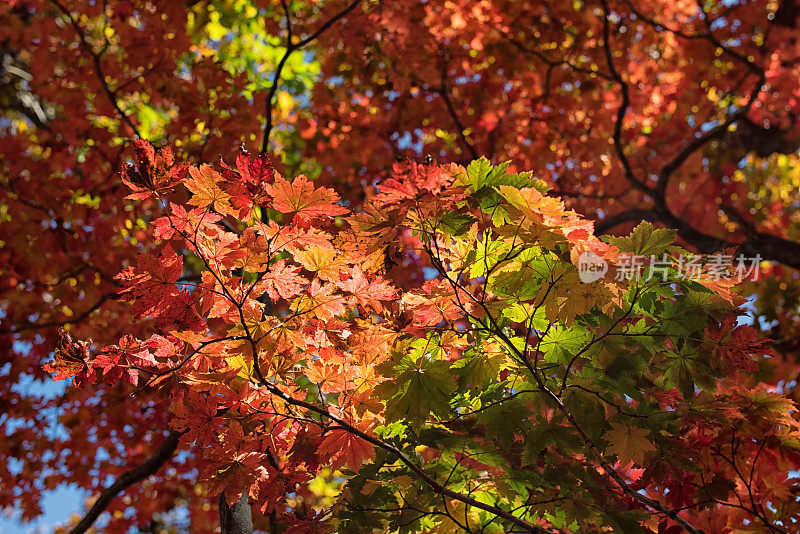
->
265, 174, 348, 220
186, 164, 234, 216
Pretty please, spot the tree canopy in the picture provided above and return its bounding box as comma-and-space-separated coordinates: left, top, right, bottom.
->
1, 1, 799, 533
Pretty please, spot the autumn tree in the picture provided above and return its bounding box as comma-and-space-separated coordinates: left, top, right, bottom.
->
1, 0, 799, 533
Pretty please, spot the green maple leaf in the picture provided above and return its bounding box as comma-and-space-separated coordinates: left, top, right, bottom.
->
438, 212, 477, 236
463, 157, 546, 192
606, 221, 676, 256
541, 325, 589, 363
476, 397, 529, 450
378, 355, 456, 426
452, 352, 501, 389
522, 416, 582, 463
602, 510, 649, 534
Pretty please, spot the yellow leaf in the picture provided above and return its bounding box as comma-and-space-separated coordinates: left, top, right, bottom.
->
294, 245, 343, 282
603, 421, 656, 466
277, 90, 294, 117
186, 164, 233, 215
225, 351, 253, 380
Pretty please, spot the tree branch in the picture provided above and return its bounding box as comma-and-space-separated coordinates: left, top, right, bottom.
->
68, 431, 182, 534
422, 242, 705, 534
251, 377, 555, 534
260, 0, 362, 153
594, 208, 659, 234
595, 204, 800, 270
588, 1, 800, 271
219, 490, 254, 534
600, 0, 654, 195
436, 47, 479, 160
51, 0, 141, 138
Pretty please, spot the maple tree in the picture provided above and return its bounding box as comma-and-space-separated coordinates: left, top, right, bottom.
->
43, 147, 800, 533
1, 0, 800, 533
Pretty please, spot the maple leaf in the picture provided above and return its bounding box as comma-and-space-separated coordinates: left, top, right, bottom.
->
376, 354, 456, 425
255, 318, 309, 358
336, 266, 397, 312
225, 181, 257, 220
255, 259, 307, 301
153, 203, 222, 240
452, 351, 502, 389
264, 174, 348, 220
171, 390, 222, 448
374, 177, 418, 203
607, 221, 677, 256
200, 421, 272, 505
737, 386, 799, 427
379, 160, 463, 202
122, 140, 187, 200
317, 428, 376, 470
400, 279, 471, 327
349, 323, 399, 366
197, 229, 245, 268
116, 245, 183, 321
92, 335, 156, 386
42, 329, 95, 388
185, 164, 234, 215
235, 151, 274, 186
704, 315, 770, 373
304, 360, 348, 394
293, 245, 343, 282
157, 290, 205, 332
295, 279, 345, 321
496, 184, 566, 227
603, 422, 656, 467
205, 450, 267, 506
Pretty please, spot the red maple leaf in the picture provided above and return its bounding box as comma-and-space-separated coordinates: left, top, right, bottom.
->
317, 427, 376, 470
171, 389, 222, 448
704, 315, 771, 373
42, 329, 95, 388
116, 245, 183, 320
92, 335, 156, 386
122, 139, 187, 200
236, 151, 274, 186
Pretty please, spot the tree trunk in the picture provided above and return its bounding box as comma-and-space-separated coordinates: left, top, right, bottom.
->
219, 491, 253, 534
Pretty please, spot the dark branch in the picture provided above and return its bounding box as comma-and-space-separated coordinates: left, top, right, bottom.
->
436, 48, 479, 160
252, 377, 555, 534
600, 0, 653, 195
594, 208, 659, 234
588, 0, 800, 271
219, 490, 254, 534
595, 204, 800, 270
68, 431, 182, 534
260, 0, 362, 153
424, 242, 706, 534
